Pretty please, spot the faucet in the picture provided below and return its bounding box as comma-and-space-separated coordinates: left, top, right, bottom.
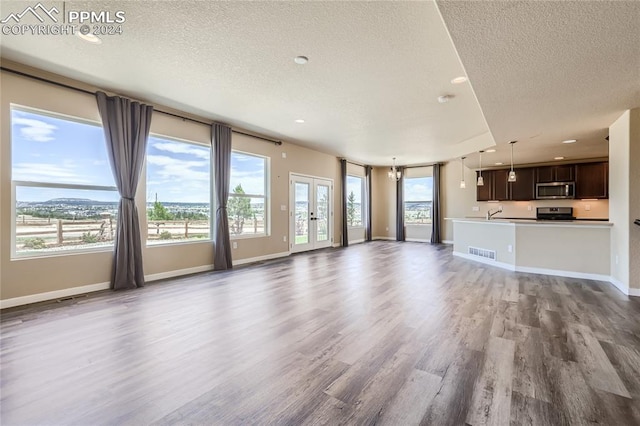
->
486, 206, 503, 220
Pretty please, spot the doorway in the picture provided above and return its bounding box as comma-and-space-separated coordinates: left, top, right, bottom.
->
290, 174, 333, 253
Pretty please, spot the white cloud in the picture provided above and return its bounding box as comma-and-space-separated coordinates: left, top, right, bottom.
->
13, 117, 57, 142
13, 163, 89, 184
152, 142, 209, 159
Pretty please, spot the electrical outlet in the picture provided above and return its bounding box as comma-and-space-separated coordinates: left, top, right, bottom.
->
472, 206, 480, 212
527, 205, 532, 211
282, 152, 287, 158
585, 204, 591, 211
281, 204, 287, 211
385, 227, 389, 231
615, 255, 619, 265
232, 241, 238, 249
508, 244, 513, 253
283, 236, 287, 242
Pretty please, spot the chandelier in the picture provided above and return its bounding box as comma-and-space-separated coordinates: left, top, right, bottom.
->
388, 157, 402, 181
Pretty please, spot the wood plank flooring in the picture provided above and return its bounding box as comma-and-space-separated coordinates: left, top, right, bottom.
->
1, 241, 639, 425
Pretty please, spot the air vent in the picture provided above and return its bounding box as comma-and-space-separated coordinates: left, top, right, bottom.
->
468, 246, 496, 261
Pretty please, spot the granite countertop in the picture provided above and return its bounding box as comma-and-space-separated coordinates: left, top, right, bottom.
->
447, 217, 613, 226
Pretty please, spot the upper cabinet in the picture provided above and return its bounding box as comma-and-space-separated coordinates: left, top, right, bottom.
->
509, 168, 536, 201
476, 161, 608, 201
575, 162, 608, 199
536, 164, 575, 182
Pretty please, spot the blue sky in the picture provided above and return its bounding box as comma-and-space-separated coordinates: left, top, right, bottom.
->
12, 108, 265, 204
405, 177, 433, 202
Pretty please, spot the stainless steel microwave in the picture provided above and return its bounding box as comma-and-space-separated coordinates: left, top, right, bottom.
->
536, 182, 575, 199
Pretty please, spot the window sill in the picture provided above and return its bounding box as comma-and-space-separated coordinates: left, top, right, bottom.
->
11, 245, 114, 261
146, 238, 213, 248
230, 233, 269, 240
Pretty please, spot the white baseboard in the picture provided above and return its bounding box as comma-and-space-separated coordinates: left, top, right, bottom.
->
332, 242, 342, 248
373, 236, 395, 241
608, 277, 630, 295
443, 240, 454, 245
454, 251, 638, 297
349, 239, 366, 245
233, 251, 290, 266
145, 264, 215, 282
515, 266, 611, 283
0, 281, 110, 310
406, 238, 431, 243
453, 251, 516, 271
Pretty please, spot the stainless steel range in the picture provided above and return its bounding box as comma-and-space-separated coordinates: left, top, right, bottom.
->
536, 207, 576, 221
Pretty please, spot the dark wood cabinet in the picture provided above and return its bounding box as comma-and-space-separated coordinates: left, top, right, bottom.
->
476, 170, 493, 201
476, 169, 509, 201
493, 169, 510, 201
476, 161, 607, 201
509, 167, 536, 201
536, 165, 575, 182
575, 162, 608, 199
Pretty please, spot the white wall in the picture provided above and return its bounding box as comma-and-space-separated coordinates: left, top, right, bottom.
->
609, 111, 630, 291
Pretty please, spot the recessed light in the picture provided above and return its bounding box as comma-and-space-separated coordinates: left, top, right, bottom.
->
76, 31, 102, 44
294, 56, 308, 65
295, 119, 305, 123
562, 139, 577, 144
554, 156, 565, 160
451, 76, 467, 84
486, 149, 496, 153
495, 162, 504, 165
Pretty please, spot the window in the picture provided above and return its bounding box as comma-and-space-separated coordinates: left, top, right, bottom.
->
346, 175, 363, 227
228, 151, 268, 237
404, 177, 433, 224
146, 135, 211, 244
11, 106, 118, 256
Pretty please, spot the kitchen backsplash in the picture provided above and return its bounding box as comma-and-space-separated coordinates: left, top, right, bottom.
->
472, 199, 609, 219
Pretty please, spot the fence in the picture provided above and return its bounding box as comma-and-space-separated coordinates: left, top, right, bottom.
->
16, 217, 266, 251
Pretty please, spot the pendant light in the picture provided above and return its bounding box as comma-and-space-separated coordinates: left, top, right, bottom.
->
508, 141, 517, 182
460, 156, 466, 188
388, 157, 401, 181
477, 151, 484, 186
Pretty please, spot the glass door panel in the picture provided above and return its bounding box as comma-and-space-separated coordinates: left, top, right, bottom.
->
315, 184, 329, 243
294, 182, 310, 246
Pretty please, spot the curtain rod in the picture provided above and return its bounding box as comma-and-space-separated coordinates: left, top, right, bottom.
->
1, 66, 283, 146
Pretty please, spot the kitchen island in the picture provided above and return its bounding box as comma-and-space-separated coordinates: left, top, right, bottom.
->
449, 218, 612, 280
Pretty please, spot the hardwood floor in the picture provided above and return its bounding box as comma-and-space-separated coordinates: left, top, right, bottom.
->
1, 241, 639, 425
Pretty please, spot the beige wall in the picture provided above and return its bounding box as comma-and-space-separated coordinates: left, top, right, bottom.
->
1, 69, 341, 302
516, 225, 610, 275
372, 167, 396, 239
609, 111, 631, 290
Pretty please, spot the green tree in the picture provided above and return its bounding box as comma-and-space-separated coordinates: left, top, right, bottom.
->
148, 200, 173, 221
347, 190, 357, 226
227, 184, 253, 234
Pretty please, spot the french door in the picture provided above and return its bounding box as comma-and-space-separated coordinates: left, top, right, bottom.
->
290, 174, 333, 253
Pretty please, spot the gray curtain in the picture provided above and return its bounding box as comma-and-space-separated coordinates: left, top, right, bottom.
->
340, 159, 348, 247
364, 165, 373, 241
96, 91, 153, 290
431, 163, 442, 244
213, 124, 233, 270
396, 167, 405, 241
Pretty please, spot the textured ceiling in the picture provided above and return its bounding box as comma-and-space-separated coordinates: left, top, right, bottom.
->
2, 1, 638, 168
0, 0, 492, 167
437, 0, 640, 168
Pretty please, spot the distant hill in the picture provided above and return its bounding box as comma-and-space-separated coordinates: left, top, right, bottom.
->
43, 198, 96, 205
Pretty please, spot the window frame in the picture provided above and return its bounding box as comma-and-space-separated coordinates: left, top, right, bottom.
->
228, 150, 270, 240
346, 174, 364, 228
145, 132, 213, 247
10, 105, 119, 259
403, 176, 434, 226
